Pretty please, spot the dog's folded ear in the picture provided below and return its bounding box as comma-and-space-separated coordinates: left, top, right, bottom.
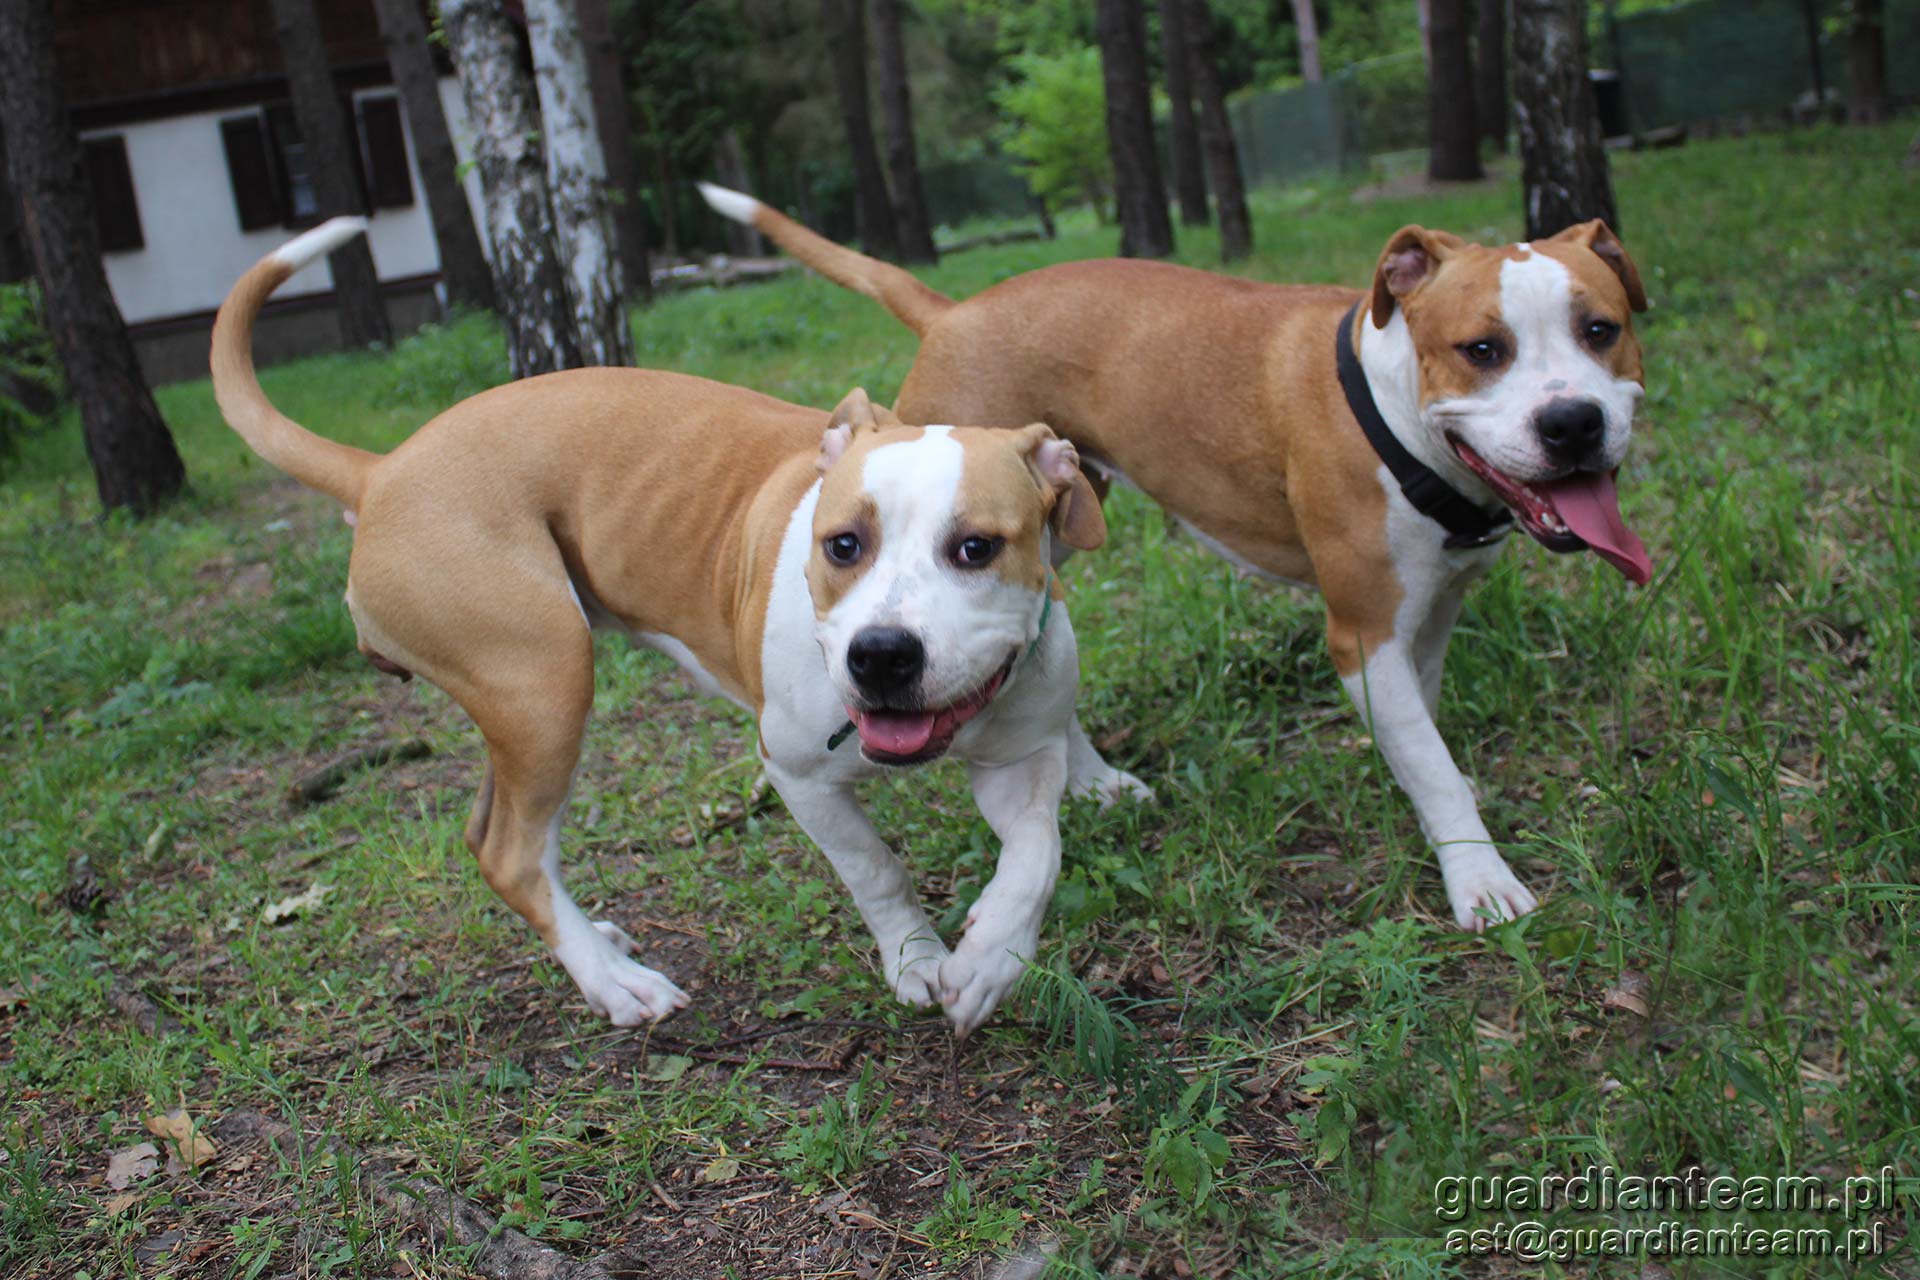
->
1545, 219, 1649, 313
1014, 423, 1106, 551
1369, 225, 1465, 328
820, 387, 886, 472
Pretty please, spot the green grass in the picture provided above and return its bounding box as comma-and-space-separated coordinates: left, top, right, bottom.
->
2, 124, 1917, 1278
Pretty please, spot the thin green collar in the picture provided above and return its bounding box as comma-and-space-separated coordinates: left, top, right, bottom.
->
827, 572, 1056, 752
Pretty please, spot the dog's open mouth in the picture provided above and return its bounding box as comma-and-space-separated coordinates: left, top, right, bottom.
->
1448, 437, 1652, 585
851, 659, 1013, 765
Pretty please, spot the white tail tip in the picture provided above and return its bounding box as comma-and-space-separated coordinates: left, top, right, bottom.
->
272, 216, 371, 270
697, 181, 760, 226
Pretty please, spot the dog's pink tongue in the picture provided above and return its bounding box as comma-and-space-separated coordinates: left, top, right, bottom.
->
1542, 470, 1653, 586
855, 709, 937, 756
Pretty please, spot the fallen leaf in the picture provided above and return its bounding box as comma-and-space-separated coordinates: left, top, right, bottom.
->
0, 987, 25, 1011
261, 882, 331, 925
104, 1190, 143, 1215
644, 1054, 693, 1083
1602, 970, 1651, 1018
106, 1142, 160, 1189
701, 1156, 740, 1184
144, 1110, 217, 1171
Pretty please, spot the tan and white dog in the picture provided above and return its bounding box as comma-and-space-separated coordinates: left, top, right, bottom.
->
701, 182, 1654, 930
210, 218, 1148, 1035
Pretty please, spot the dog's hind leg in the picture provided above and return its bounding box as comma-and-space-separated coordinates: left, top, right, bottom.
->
351, 534, 687, 1026
457, 634, 689, 1026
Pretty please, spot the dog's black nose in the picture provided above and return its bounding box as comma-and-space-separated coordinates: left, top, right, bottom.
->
846, 627, 925, 700
1535, 397, 1607, 466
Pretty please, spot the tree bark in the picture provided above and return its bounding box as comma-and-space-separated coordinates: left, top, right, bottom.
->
0, 0, 183, 513
1159, 0, 1210, 227
1799, 0, 1828, 112
871, 0, 938, 263
575, 0, 652, 299
370, 0, 496, 314
1095, 0, 1174, 259
713, 129, 764, 257
822, 0, 899, 260
1291, 0, 1323, 83
1475, 0, 1509, 151
1187, 0, 1250, 261
1847, 0, 1888, 123
1428, 0, 1484, 180
269, 0, 392, 349
439, 0, 584, 378
1512, 0, 1618, 238
525, 0, 634, 367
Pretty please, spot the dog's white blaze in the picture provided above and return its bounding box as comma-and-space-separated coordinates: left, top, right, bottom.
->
815, 427, 1038, 710
1434, 253, 1641, 483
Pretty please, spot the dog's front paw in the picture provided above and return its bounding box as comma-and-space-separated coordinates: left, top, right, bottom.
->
579, 956, 690, 1026
880, 930, 950, 1009
1069, 764, 1156, 809
1443, 851, 1539, 932
935, 926, 1037, 1038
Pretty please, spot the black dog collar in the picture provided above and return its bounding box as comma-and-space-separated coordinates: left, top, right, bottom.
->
1335, 302, 1512, 550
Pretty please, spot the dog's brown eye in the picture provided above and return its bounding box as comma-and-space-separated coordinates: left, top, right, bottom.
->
1460, 339, 1504, 366
1584, 318, 1621, 348
823, 532, 862, 565
952, 535, 1001, 568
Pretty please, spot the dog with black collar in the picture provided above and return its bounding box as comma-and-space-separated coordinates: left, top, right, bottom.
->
702, 183, 1653, 929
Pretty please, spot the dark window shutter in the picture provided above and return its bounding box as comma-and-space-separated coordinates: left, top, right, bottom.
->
83, 136, 143, 253
357, 96, 414, 210
220, 114, 285, 231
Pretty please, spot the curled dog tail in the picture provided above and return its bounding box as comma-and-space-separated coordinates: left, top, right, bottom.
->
209, 217, 381, 509
698, 181, 954, 337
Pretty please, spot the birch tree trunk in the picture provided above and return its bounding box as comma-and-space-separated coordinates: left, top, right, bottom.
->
1291, 0, 1323, 83
871, 0, 938, 263
1428, 0, 1484, 180
370, 0, 496, 313
270, 0, 392, 349
439, 0, 583, 378
1187, 0, 1251, 260
0, 0, 183, 513
525, 0, 633, 367
1475, 0, 1509, 150
822, 0, 900, 260
575, 0, 653, 299
1095, 0, 1174, 259
1513, 0, 1618, 238
1159, 0, 1211, 227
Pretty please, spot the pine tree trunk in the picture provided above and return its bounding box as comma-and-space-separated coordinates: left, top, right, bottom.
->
370, 0, 496, 314
575, 0, 653, 299
1160, 0, 1210, 227
1187, 0, 1251, 261
1475, 0, 1509, 151
1513, 0, 1618, 238
871, 0, 938, 264
1096, 0, 1174, 259
1291, 0, 1323, 82
822, 0, 899, 260
0, 0, 183, 513
439, 0, 583, 378
1428, 0, 1484, 180
714, 130, 764, 257
0, 129, 30, 285
269, 0, 392, 350
525, 0, 633, 367
1848, 0, 1888, 123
